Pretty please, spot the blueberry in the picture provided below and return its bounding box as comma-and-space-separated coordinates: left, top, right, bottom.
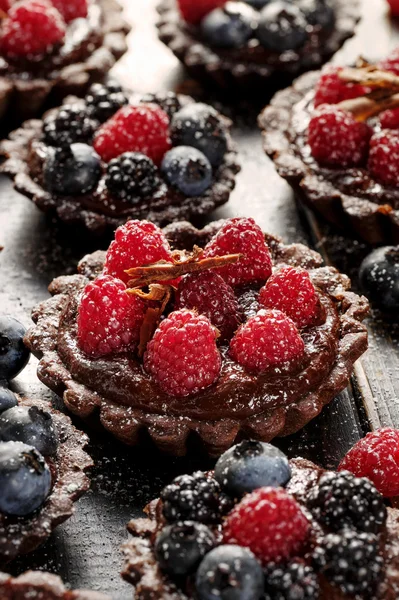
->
298, 0, 335, 29
0, 387, 18, 414
43, 143, 102, 196
243, 0, 270, 8
257, 1, 308, 52
0, 441, 52, 516
201, 3, 258, 49
196, 545, 264, 600
161, 146, 212, 197
0, 316, 30, 382
171, 103, 228, 167
359, 246, 399, 312
0, 405, 58, 456
214, 440, 291, 496
155, 521, 215, 577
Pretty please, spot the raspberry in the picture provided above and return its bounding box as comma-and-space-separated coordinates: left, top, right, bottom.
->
77, 274, 146, 357
93, 103, 171, 165
42, 104, 98, 148
175, 271, 240, 340
258, 266, 318, 328
308, 471, 387, 534
144, 310, 221, 398
202, 218, 272, 287
229, 309, 305, 374
264, 562, 320, 600
314, 65, 368, 107
223, 487, 310, 564
161, 471, 233, 524
387, 0, 399, 16
308, 105, 372, 167
50, 0, 87, 22
104, 220, 174, 285
368, 130, 399, 187
0, 0, 11, 12
379, 107, 399, 129
379, 47, 399, 75
0, 0, 66, 57
339, 428, 399, 497
177, 0, 227, 24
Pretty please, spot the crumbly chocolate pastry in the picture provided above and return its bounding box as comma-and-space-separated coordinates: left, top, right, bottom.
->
0, 570, 110, 599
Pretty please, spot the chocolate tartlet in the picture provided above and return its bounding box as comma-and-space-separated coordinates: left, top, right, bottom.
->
0, 93, 239, 233
0, 395, 92, 564
24, 219, 368, 457
122, 451, 399, 599
157, 0, 360, 92
259, 62, 399, 245
0, 0, 130, 125
0, 571, 110, 599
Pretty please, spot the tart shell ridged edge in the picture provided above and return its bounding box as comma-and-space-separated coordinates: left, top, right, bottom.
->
0, 99, 240, 234
0, 570, 110, 600
258, 70, 399, 245
0, 396, 93, 564
0, 0, 130, 124
23, 221, 369, 458
156, 0, 360, 90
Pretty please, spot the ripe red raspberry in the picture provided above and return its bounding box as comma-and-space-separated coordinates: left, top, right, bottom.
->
379, 48, 399, 74
177, 0, 227, 24
339, 428, 399, 498
223, 487, 310, 564
387, 0, 399, 15
50, 0, 87, 22
144, 310, 221, 397
0, 0, 11, 12
175, 271, 240, 340
380, 108, 399, 129
104, 220, 175, 285
203, 218, 272, 287
308, 106, 372, 168
258, 266, 318, 328
0, 0, 66, 57
314, 66, 368, 107
229, 309, 305, 374
368, 130, 399, 187
77, 274, 146, 357
93, 103, 171, 164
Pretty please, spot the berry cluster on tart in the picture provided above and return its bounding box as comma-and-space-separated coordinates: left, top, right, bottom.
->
0, 87, 239, 233
157, 0, 360, 91
0, 570, 110, 599
259, 49, 399, 245
122, 436, 399, 600
0, 0, 130, 125
24, 217, 369, 456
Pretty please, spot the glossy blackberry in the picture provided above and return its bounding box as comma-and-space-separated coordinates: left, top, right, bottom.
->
313, 530, 383, 596
308, 471, 387, 534
85, 81, 129, 123
264, 561, 320, 600
43, 105, 98, 148
161, 471, 234, 524
105, 152, 160, 201
140, 91, 182, 119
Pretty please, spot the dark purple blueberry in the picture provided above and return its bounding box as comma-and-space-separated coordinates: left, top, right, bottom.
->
0, 441, 51, 516
161, 146, 212, 196
0, 405, 58, 456
42, 104, 98, 148
0, 387, 18, 414
43, 143, 102, 196
140, 91, 183, 119
243, 0, 270, 8
105, 152, 160, 201
170, 103, 228, 167
359, 246, 399, 312
196, 545, 264, 600
155, 521, 215, 577
298, 0, 335, 29
201, 3, 258, 49
214, 440, 291, 497
0, 316, 30, 382
257, 1, 308, 52
264, 561, 320, 600
85, 81, 129, 122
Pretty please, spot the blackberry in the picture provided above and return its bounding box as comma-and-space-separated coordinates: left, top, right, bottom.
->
264, 561, 320, 600
140, 91, 182, 119
43, 105, 98, 148
86, 81, 129, 123
105, 152, 160, 202
308, 471, 387, 534
313, 530, 383, 596
161, 471, 234, 524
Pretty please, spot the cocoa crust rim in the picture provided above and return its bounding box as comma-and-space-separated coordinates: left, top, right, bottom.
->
0, 570, 110, 600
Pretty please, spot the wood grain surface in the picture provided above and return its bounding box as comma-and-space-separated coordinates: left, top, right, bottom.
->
0, 0, 398, 597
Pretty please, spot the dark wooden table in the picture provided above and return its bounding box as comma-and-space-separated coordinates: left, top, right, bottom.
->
1, 0, 399, 597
